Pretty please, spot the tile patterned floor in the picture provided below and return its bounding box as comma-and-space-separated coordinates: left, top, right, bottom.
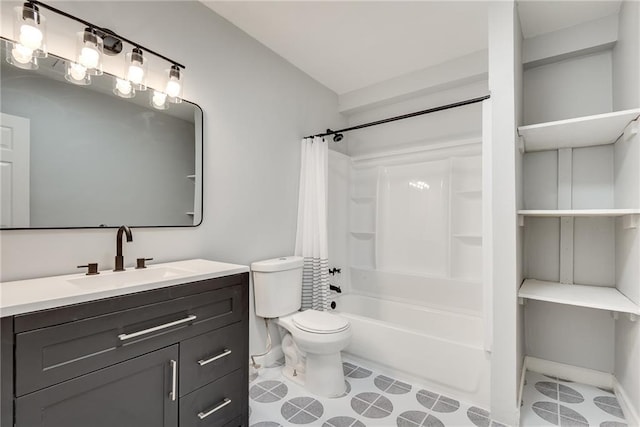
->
520, 370, 629, 427
249, 360, 506, 427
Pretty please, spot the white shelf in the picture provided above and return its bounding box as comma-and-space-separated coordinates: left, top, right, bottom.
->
350, 231, 375, 238
351, 196, 375, 203
452, 234, 482, 242
518, 209, 640, 217
519, 279, 639, 316
518, 108, 640, 152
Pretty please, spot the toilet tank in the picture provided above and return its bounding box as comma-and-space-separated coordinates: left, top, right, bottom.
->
251, 256, 303, 318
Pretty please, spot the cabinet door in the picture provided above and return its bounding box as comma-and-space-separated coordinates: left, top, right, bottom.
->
15, 345, 178, 427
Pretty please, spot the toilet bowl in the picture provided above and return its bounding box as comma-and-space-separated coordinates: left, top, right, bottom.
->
251, 256, 352, 398
277, 309, 352, 397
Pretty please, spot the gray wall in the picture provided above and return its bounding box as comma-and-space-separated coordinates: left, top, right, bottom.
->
0, 1, 345, 356
1, 65, 196, 227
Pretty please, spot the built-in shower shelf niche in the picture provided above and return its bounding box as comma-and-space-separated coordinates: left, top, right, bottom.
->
517, 108, 640, 152
351, 196, 375, 203
518, 279, 639, 318
452, 234, 483, 241
350, 231, 375, 238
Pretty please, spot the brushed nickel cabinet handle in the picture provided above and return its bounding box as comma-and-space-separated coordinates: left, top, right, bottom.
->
118, 315, 197, 341
198, 398, 231, 419
170, 360, 177, 401
198, 349, 232, 366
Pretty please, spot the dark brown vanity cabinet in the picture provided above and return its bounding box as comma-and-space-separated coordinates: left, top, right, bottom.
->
0, 272, 249, 427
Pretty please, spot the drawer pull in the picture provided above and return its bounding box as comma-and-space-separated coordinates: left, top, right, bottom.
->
118, 315, 197, 341
198, 398, 232, 419
170, 360, 177, 401
198, 349, 232, 366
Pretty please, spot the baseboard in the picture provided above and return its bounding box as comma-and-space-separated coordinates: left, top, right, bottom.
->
524, 356, 614, 389
613, 377, 640, 427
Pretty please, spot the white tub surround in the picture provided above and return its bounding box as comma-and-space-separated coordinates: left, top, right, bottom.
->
335, 293, 490, 409
0, 259, 249, 316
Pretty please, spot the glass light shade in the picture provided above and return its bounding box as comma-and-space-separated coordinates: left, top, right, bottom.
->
113, 78, 135, 98
165, 65, 183, 103
76, 28, 103, 76
5, 40, 38, 70
64, 61, 91, 85
125, 48, 147, 90
150, 90, 168, 110
13, 4, 47, 58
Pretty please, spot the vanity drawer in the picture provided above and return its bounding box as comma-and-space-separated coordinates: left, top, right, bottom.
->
15, 285, 243, 397
179, 369, 244, 427
180, 322, 246, 396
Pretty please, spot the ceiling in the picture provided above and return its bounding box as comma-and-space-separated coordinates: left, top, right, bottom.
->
203, 1, 622, 95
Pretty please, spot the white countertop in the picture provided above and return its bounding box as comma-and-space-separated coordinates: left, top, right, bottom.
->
0, 259, 249, 317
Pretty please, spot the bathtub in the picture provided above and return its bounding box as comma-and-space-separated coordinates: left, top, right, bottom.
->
335, 293, 490, 408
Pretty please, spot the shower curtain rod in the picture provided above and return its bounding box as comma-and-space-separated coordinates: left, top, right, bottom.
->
305, 94, 490, 140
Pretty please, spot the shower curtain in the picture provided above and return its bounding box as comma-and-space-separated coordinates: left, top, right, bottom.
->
295, 136, 330, 311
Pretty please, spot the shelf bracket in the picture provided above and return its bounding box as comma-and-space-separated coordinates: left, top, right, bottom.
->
518, 297, 526, 306
629, 313, 637, 322
622, 214, 639, 230
623, 119, 638, 140
517, 136, 525, 154
611, 311, 619, 320
518, 215, 525, 227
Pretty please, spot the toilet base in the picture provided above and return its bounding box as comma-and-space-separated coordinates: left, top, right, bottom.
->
305, 352, 346, 398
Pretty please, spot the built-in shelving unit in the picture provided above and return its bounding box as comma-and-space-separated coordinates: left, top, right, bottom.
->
519, 279, 639, 317
518, 108, 640, 152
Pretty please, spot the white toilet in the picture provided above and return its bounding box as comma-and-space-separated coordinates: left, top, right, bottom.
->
251, 256, 352, 397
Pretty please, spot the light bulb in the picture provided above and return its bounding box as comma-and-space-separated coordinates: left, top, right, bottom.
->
127, 64, 144, 85
165, 78, 181, 98
11, 44, 33, 64
19, 24, 43, 51
79, 46, 99, 69
69, 63, 87, 81
152, 91, 167, 108
115, 78, 132, 96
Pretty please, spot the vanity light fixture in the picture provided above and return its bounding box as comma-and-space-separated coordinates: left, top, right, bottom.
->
7, 2, 48, 69
76, 28, 103, 75
165, 65, 183, 103
125, 47, 147, 90
5, 0, 186, 109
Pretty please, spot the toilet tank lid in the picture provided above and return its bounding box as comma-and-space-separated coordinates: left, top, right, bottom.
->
251, 256, 304, 272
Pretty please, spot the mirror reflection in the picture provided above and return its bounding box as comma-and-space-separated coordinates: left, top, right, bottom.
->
0, 42, 202, 229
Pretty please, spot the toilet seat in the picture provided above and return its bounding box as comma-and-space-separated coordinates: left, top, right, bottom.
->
292, 310, 349, 334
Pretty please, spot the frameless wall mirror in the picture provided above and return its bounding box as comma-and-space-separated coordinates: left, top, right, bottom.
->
0, 40, 203, 229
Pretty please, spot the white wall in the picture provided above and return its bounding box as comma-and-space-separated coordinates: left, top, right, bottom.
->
0, 2, 345, 358
612, 3, 640, 420
612, 0, 640, 111
487, 2, 520, 425
523, 50, 613, 125
328, 150, 350, 298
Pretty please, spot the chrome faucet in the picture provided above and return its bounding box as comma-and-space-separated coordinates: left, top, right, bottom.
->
114, 225, 133, 272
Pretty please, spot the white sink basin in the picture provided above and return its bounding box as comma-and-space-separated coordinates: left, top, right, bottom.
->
68, 266, 196, 288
